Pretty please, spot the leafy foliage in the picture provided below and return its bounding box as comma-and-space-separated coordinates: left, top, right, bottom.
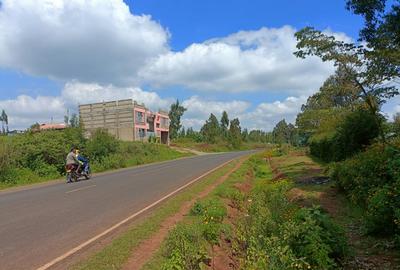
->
228, 118, 242, 148
169, 100, 187, 140
235, 178, 347, 269
85, 129, 119, 162
0, 128, 186, 188
330, 141, 400, 240
309, 108, 380, 162
200, 113, 220, 144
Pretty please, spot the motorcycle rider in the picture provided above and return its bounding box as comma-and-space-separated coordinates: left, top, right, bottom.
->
65, 147, 79, 183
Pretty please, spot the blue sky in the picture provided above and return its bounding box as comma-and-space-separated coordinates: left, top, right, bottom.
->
2, 0, 396, 130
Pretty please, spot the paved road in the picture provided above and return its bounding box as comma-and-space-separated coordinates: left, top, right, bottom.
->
0, 151, 252, 270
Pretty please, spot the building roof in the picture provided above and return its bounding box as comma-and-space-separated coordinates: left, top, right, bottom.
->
39, 123, 68, 130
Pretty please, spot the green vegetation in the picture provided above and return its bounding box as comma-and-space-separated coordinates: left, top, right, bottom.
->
0, 128, 189, 189
331, 141, 400, 240
172, 110, 275, 152
260, 0, 400, 257
168, 99, 187, 140
73, 159, 240, 270
233, 154, 347, 270
144, 152, 347, 270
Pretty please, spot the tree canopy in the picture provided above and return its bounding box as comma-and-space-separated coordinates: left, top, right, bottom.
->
169, 100, 187, 140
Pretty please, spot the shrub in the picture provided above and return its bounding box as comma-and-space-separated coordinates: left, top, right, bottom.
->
190, 198, 227, 244
309, 108, 380, 162
236, 179, 347, 269
162, 223, 209, 270
85, 129, 119, 162
331, 141, 400, 238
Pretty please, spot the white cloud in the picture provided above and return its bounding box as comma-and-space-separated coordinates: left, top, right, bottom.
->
62, 82, 173, 111
239, 96, 307, 131
181, 96, 251, 130
0, 95, 65, 129
0, 0, 169, 85
180, 95, 307, 131
140, 26, 337, 94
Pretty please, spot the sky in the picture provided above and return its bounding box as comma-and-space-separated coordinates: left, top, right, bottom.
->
0, 0, 398, 131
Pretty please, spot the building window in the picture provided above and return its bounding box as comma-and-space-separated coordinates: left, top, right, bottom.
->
136, 111, 144, 123
160, 117, 169, 128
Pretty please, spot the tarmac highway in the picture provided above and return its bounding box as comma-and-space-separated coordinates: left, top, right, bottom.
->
0, 151, 253, 270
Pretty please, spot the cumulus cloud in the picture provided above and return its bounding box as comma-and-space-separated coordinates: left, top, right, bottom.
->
62, 82, 173, 111
239, 96, 307, 131
140, 26, 337, 94
0, 95, 66, 129
0, 0, 169, 85
181, 96, 251, 129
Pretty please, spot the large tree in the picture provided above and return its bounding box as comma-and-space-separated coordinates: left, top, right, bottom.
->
169, 100, 187, 140
296, 66, 362, 140
200, 113, 220, 144
228, 118, 242, 148
294, 25, 398, 141
272, 119, 290, 144
220, 111, 229, 137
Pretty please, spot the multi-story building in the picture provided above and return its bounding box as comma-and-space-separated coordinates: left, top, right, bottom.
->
79, 99, 170, 144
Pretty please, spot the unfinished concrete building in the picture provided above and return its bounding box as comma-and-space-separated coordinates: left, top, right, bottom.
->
79, 99, 170, 144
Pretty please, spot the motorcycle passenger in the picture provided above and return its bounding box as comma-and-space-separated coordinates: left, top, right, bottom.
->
66, 147, 79, 183
76, 149, 89, 174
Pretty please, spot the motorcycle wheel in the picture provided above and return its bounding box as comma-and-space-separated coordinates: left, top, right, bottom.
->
66, 172, 72, 183
72, 171, 79, 182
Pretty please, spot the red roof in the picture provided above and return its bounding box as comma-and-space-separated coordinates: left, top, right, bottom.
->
39, 123, 68, 130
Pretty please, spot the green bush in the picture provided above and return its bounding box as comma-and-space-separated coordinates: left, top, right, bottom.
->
309, 109, 380, 162
331, 142, 400, 239
85, 129, 119, 162
236, 179, 347, 269
162, 223, 209, 270
195, 199, 226, 219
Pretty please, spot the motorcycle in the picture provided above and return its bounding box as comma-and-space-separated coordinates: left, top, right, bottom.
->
66, 161, 92, 183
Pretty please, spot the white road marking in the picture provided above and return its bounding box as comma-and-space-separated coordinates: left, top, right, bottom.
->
36, 157, 236, 270
65, 185, 96, 194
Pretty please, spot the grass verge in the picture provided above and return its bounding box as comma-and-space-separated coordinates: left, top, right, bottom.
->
144, 151, 349, 270
72, 158, 242, 270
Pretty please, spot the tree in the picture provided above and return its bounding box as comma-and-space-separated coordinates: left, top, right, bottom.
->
294, 26, 398, 142
346, 0, 400, 77
0, 110, 8, 134
241, 128, 249, 142
69, 113, 79, 128
200, 113, 220, 144
179, 127, 186, 138
296, 66, 362, 140
272, 119, 290, 144
228, 118, 242, 148
220, 111, 229, 137
169, 100, 187, 140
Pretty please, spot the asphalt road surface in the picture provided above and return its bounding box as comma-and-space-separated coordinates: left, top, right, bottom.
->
0, 151, 253, 270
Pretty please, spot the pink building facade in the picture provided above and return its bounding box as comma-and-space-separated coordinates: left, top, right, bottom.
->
132, 104, 170, 144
